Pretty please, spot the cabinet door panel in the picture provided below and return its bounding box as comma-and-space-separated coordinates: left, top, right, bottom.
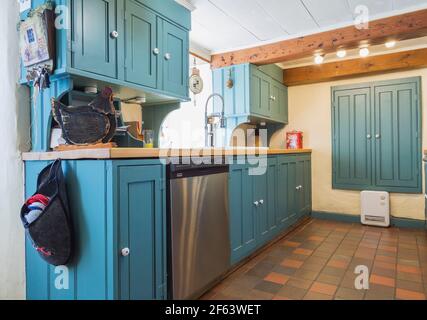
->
250, 69, 271, 118
118, 165, 164, 300
124, 0, 157, 88
333, 88, 372, 188
287, 161, 297, 225
72, 0, 117, 78
277, 157, 290, 229
161, 20, 189, 97
254, 170, 269, 243
374, 83, 420, 189
270, 82, 280, 120
229, 165, 257, 265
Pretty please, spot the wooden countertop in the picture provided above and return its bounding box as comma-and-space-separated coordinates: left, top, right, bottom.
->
22, 148, 312, 161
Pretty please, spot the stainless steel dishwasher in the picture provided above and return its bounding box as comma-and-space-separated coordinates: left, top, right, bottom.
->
168, 160, 230, 300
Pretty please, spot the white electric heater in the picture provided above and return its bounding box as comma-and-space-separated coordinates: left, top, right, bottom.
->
361, 191, 390, 227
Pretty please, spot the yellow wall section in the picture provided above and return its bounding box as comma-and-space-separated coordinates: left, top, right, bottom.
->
271, 68, 427, 221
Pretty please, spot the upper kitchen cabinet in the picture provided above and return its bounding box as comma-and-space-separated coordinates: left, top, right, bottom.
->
71, 0, 118, 78
68, 0, 191, 100
332, 77, 422, 194
160, 19, 189, 98
124, 0, 158, 89
213, 63, 288, 124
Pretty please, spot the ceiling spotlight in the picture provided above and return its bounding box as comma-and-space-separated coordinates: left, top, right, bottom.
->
336, 49, 347, 58
385, 41, 397, 48
359, 47, 370, 57
314, 55, 325, 64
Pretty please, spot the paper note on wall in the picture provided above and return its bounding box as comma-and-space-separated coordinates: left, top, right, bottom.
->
19, 0, 31, 13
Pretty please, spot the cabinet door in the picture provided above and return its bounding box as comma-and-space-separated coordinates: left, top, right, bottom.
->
278, 85, 289, 124
250, 68, 271, 118
118, 165, 165, 300
296, 160, 305, 219
287, 160, 298, 225
332, 87, 372, 189
124, 0, 157, 88
374, 82, 421, 191
161, 19, 189, 97
72, 0, 118, 78
256, 158, 278, 244
229, 165, 257, 265
270, 81, 280, 120
277, 157, 290, 230
303, 157, 312, 214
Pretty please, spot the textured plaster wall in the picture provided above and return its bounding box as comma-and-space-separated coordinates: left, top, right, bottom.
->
0, 1, 30, 299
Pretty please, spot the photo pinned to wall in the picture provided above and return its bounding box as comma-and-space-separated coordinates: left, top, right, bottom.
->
19, 0, 32, 13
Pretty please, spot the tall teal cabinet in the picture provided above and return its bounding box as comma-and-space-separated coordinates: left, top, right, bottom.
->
229, 154, 312, 265
332, 77, 422, 193
24, 160, 167, 300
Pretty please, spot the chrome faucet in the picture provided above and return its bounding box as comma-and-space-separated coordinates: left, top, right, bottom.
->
205, 93, 226, 147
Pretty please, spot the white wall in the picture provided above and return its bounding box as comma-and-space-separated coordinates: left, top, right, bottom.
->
0, 1, 29, 299
271, 69, 427, 221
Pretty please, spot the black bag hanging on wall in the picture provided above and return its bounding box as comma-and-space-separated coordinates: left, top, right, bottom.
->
21, 159, 73, 266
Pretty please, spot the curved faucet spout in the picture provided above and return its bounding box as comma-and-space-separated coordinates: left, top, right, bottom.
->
204, 93, 226, 147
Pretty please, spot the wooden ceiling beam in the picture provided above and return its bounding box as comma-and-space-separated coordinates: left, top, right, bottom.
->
282, 48, 427, 86
211, 9, 427, 69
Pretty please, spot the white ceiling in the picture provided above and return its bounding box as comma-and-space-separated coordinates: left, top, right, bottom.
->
187, 0, 427, 55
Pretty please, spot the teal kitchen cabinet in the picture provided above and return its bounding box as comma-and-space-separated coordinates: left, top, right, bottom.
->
118, 164, 165, 300
124, 0, 158, 89
229, 154, 312, 265
213, 64, 288, 124
71, 0, 119, 78
24, 160, 166, 300
229, 163, 257, 265
67, 0, 190, 99
297, 155, 312, 219
332, 77, 422, 193
160, 19, 189, 98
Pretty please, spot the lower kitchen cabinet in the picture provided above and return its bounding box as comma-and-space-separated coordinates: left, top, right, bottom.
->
24, 160, 166, 300
229, 154, 312, 266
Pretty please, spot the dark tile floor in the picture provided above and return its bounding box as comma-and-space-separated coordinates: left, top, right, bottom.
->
201, 219, 427, 300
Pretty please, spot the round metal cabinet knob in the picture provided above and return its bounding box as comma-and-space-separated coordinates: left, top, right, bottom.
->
121, 248, 130, 257
367, 134, 372, 139
375, 134, 381, 139
164, 53, 172, 60
110, 31, 119, 39
153, 48, 160, 55
259, 199, 264, 205
254, 201, 259, 207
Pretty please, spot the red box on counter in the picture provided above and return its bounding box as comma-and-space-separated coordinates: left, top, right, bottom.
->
286, 131, 304, 150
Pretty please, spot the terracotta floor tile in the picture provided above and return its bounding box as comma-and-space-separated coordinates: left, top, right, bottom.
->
373, 261, 396, 271
254, 281, 283, 295
276, 285, 307, 300
396, 279, 425, 293
283, 241, 301, 248
327, 260, 349, 269
310, 281, 338, 296
303, 291, 333, 300
293, 248, 313, 256
281, 259, 304, 269
370, 274, 396, 288
397, 265, 422, 274
287, 277, 313, 290
317, 273, 343, 286
397, 272, 423, 283
335, 287, 365, 300
308, 236, 325, 242
264, 272, 290, 285
396, 288, 426, 300
376, 255, 396, 263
